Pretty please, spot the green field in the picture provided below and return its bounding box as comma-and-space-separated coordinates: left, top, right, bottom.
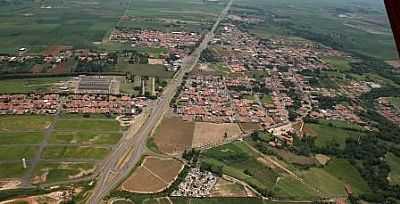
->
0, 146, 38, 160
233, 0, 397, 60
301, 168, 347, 197
386, 153, 400, 185
322, 56, 352, 72
42, 146, 110, 159
305, 120, 366, 149
0, 0, 130, 53
0, 115, 52, 131
55, 118, 120, 131
49, 131, 121, 145
0, 132, 43, 144
324, 158, 370, 194
0, 77, 68, 93
33, 162, 95, 183
115, 64, 174, 78
202, 142, 279, 192
272, 176, 321, 200
0, 163, 26, 179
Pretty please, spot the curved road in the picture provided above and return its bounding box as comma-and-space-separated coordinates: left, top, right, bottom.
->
87, 1, 233, 203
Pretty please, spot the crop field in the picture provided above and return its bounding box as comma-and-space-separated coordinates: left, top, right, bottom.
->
0, 163, 26, 179
192, 122, 243, 148
301, 168, 348, 197
121, 156, 183, 193
153, 116, 194, 154
233, 0, 397, 60
0, 0, 130, 53
386, 153, 400, 185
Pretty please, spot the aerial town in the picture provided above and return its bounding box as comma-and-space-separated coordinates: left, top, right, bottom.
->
0, 0, 399, 204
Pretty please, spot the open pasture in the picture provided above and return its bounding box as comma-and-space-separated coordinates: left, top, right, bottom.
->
55, 118, 120, 131
0, 77, 68, 94
42, 146, 110, 160
0, 115, 52, 131
49, 131, 121, 145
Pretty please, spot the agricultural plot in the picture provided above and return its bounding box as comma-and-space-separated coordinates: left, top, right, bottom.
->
0, 163, 26, 179
192, 122, 243, 148
0, 0, 130, 53
301, 168, 347, 197
272, 176, 321, 200
55, 118, 120, 131
322, 56, 352, 72
121, 156, 184, 193
0, 146, 38, 161
0, 132, 44, 145
153, 116, 194, 154
49, 131, 121, 145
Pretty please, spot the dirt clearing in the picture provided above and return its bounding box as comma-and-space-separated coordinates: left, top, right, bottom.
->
192, 122, 242, 148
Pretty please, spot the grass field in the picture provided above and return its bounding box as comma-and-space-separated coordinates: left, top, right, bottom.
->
202, 142, 279, 192
0, 146, 38, 161
55, 118, 120, 131
114, 64, 174, 79
322, 56, 352, 72
324, 158, 370, 194
301, 168, 347, 197
0, 0, 130, 53
233, 0, 397, 60
33, 162, 95, 184
0, 163, 26, 179
0, 115, 52, 131
0, 77, 68, 93
272, 176, 321, 200
49, 131, 121, 145
304, 120, 365, 149
386, 153, 400, 185
42, 146, 110, 160
0, 132, 43, 144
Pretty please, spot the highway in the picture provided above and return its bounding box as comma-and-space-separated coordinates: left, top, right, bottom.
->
86, 1, 233, 203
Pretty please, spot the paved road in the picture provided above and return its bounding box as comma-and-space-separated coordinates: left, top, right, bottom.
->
86, 1, 233, 203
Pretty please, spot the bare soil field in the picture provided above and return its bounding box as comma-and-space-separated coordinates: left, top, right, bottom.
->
143, 157, 184, 183
210, 178, 248, 197
121, 167, 166, 193
192, 122, 242, 148
121, 156, 183, 193
154, 116, 194, 154
238, 122, 261, 133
